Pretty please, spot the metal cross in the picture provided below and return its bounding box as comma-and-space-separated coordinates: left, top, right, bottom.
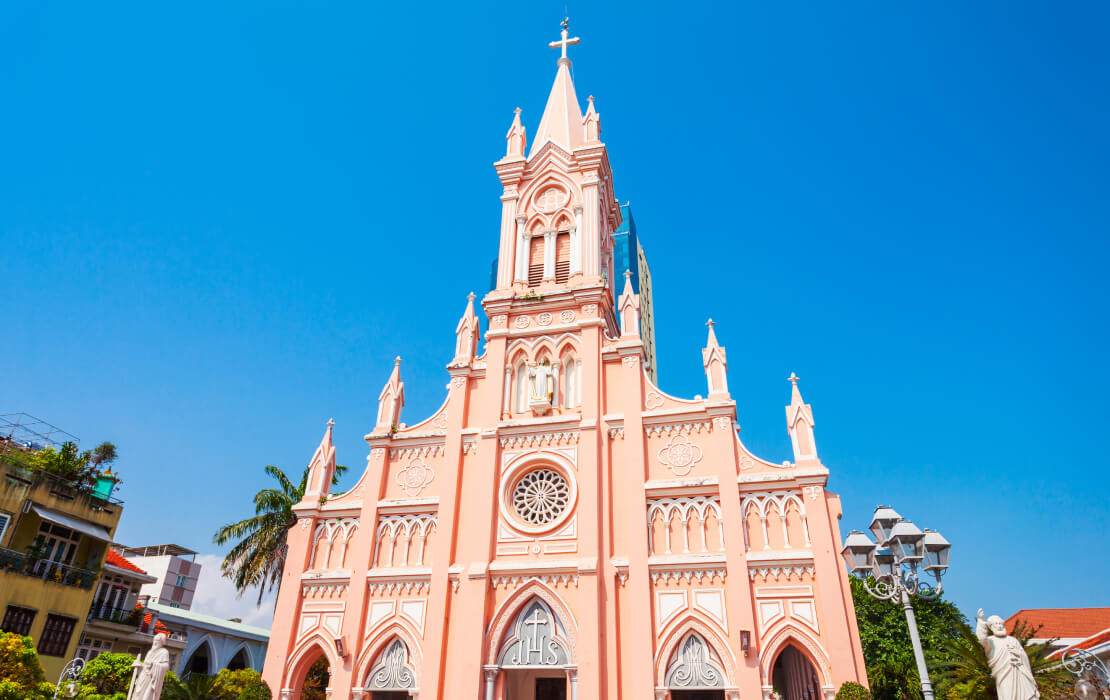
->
549, 17, 580, 60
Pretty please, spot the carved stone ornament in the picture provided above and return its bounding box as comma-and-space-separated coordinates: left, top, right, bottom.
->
368, 640, 416, 690
433, 411, 450, 428
498, 600, 570, 667
512, 468, 570, 526
397, 457, 435, 496
537, 312, 553, 326
451, 376, 466, 388
713, 417, 732, 430
514, 315, 531, 329
493, 315, 507, 328
582, 304, 598, 316
622, 356, 639, 368
370, 448, 385, 461
664, 634, 725, 688
645, 391, 664, 410
559, 309, 576, 323
658, 435, 704, 477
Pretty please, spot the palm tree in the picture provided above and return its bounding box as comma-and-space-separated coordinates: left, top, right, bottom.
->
213, 463, 346, 604
933, 620, 1072, 699
162, 672, 220, 700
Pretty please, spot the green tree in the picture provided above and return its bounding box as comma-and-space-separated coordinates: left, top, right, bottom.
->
836, 681, 873, 700
933, 619, 1073, 699
89, 441, 118, 469
76, 652, 135, 696
213, 463, 345, 603
849, 576, 966, 700
212, 668, 271, 700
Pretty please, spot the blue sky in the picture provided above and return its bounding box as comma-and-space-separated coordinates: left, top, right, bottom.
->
2, 1, 1108, 624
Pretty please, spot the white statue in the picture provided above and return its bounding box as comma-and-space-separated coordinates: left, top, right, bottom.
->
128, 632, 171, 700
528, 359, 555, 405
977, 609, 1039, 700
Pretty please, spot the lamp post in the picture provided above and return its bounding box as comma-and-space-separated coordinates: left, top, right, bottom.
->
842, 505, 951, 700
53, 657, 85, 699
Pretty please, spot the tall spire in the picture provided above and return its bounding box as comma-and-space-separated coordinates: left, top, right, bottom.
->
298, 418, 337, 506
529, 19, 585, 158
702, 319, 729, 399
785, 373, 818, 462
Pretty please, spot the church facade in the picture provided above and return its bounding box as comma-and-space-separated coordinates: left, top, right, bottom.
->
262, 24, 868, 700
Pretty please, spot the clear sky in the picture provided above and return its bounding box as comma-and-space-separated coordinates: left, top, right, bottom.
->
3, 1, 1108, 625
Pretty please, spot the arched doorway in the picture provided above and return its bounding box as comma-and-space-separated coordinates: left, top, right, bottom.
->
302, 655, 331, 700
663, 633, 727, 700
364, 638, 418, 699
227, 647, 249, 671
183, 642, 211, 676
771, 644, 821, 700
487, 598, 575, 700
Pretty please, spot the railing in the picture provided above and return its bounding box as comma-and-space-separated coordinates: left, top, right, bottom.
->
0, 547, 98, 589
88, 605, 142, 627
1, 452, 124, 506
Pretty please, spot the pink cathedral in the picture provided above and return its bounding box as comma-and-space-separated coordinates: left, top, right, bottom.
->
263, 23, 868, 700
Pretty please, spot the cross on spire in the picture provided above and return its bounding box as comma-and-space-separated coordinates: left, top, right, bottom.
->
549, 17, 580, 62
788, 372, 800, 385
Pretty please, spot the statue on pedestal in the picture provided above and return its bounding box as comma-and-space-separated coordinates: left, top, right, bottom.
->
977, 609, 1039, 700
128, 633, 171, 700
527, 359, 555, 412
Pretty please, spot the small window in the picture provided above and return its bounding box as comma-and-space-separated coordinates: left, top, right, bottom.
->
554, 232, 570, 283
1, 605, 36, 636
528, 235, 545, 286
38, 614, 77, 657
175, 574, 188, 588
0, 512, 11, 543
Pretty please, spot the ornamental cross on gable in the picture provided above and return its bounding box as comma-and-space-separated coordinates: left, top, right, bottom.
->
549, 17, 580, 60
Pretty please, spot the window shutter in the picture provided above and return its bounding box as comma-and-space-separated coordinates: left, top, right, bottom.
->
555, 232, 570, 283
528, 236, 545, 286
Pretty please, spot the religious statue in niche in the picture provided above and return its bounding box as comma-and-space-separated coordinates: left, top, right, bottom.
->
127, 633, 171, 700
528, 359, 556, 414
976, 608, 1040, 700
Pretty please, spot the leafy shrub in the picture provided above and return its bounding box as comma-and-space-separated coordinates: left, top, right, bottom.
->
836, 681, 872, 700
0, 632, 46, 690
77, 652, 136, 696
213, 668, 271, 700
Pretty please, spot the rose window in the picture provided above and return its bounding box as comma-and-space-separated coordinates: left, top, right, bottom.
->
512, 469, 570, 526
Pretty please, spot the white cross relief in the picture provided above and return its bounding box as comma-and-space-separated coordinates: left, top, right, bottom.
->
549, 17, 580, 60
522, 607, 548, 661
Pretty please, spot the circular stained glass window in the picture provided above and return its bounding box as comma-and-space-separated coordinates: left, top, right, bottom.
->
512, 468, 570, 526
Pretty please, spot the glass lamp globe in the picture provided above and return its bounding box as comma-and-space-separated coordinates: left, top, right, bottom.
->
889, 520, 925, 562
841, 531, 877, 574
922, 529, 951, 573
869, 506, 902, 544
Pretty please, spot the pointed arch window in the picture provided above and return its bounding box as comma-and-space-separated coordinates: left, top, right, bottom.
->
554, 231, 570, 283
528, 236, 545, 287
562, 355, 578, 409
514, 360, 528, 414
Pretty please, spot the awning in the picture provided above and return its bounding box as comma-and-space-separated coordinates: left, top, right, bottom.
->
31, 504, 114, 542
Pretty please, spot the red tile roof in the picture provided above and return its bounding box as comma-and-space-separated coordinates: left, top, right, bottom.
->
1005, 608, 1110, 639
140, 610, 170, 636
105, 550, 149, 576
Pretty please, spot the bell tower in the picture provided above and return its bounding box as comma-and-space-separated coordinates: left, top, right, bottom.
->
490, 19, 623, 303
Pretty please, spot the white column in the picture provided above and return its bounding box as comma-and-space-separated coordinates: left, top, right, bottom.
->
514, 217, 528, 282
566, 668, 578, 700
483, 667, 498, 700
497, 195, 518, 288
502, 366, 512, 413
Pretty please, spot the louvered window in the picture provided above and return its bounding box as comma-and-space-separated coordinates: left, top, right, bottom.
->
2, 605, 35, 635
38, 614, 76, 657
554, 232, 570, 283
528, 236, 545, 286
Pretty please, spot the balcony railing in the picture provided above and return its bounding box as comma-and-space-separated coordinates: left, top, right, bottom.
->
87, 605, 142, 627
0, 547, 98, 589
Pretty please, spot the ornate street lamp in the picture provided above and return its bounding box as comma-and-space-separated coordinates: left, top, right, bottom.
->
53, 657, 85, 699
842, 505, 951, 700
